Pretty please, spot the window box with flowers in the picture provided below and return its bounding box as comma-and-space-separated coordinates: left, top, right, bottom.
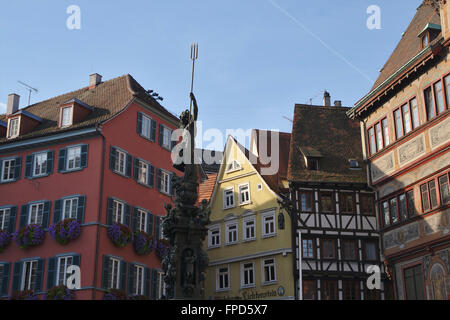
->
0, 229, 11, 252
155, 239, 170, 260
133, 231, 154, 255
45, 285, 76, 300
103, 289, 127, 300
13, 224, 44, 249
49, 219, 81, 245
107, 223, 133, 248
10, 290, 38, 300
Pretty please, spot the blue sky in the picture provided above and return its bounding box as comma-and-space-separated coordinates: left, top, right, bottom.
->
0, 1, 422, 149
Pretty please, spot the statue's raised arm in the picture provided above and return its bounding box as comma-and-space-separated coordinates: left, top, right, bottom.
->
190, 92, 198, 121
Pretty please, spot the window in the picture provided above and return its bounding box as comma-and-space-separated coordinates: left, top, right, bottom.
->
321, 239, 335, 259
404, 264, 425, 300
307, 158, 319, 171
136, 209, 148, 233
302, 239, 314, 259
421, 180, 438, 213
114, 150, 126, 175
8, 118, 19, 139
375, 123, 383, 151
438, 174, 450, 204
360, 194, 374, 216
139, 113, 156, 141
243, 216, 256, 241
226, 160, 241, 173
33, 152, 48, 177
29, 203, 44, 225
161, 126, 173, 150
112, 200, 125, 224
340, 193, 354, 214
363, 241, 378, 261
61, 106, 73, 127
406, 190, 416, 217
241, 263, 255, 288
342, 240, 357, 260
225, 221, 238, 245
320, 192, 334, 213
208, 226, 220, 248
382, 201, 390, 226
422, 33, 429, 48
223, 188, 235, 209
262, 211, 276, 237
262, 258, 276, 284
381, 118, 390, 146
398, 193, 408, 221
322, 280, 338, 300
444, 74, 450, 109
368, 127, 376, 155
299, 191, 313, 212
434, 81, 445, 115
66, 146, 81, 171
394, 109, 403, 139
109, 258, 121, 290
342, 280, 360, 300
424, 86, 436, 120
349, 159, 360, 169
21, 260, 38, 291
410, 98, 420, 129
401, 103, 412, 134
57, 256, 73, 286
137, 160, 148, 185
303, 280, 317, 300
217, 267, 229, 291
159, 170, 171, 195
238, 184, 250, 205
389, 197, 398, 224
0, 208, 10, 231
62, 198, 78, 220
132, 265, 145, 296
1, 159, 14, 182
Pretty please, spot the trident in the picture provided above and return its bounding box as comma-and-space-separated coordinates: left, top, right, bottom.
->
189, 43, 198, 119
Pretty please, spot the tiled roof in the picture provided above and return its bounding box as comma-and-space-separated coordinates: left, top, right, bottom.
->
369, 1, 442, 92
197, 173, 218, 204
287, 104, 367, 185
0, 74, 179, 144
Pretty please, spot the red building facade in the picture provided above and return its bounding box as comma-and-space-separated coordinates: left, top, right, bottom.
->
0, 74, 180, 300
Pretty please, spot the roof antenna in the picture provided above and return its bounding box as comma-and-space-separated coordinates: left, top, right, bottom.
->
17, 81, 38, 106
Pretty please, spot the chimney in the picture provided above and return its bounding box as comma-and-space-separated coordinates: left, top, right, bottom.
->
440, 0, 450, 41
7, 94, 20, 115
334, 100, 342, 107
323, 91, 331, 106
89, 73, 102, 89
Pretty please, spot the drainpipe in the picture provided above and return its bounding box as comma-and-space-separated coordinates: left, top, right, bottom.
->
92, 124, 106, 300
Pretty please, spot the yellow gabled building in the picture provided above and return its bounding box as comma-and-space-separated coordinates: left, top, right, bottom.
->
202, 132, 294, 300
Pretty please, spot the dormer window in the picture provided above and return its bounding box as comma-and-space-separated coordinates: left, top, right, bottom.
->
418, 23, 441, 49
307, 158, 319, 171
61, 106, 73, 127
7, 118, 19, 139
226, 160, 241, 173
349, 159, 361, 170
422, 33, 429, 48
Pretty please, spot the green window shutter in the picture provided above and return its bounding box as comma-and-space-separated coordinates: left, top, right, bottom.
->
109, 146, 117, 171
13, 157, 22, 181
154, 216, 161, 240
126, 154, 133, 178
156, 169, 162, 191
128, 263, 135, 296
58, 148, 67, 172
42, 201, 51, 229
148, 164, 155, 188
124, 204, 131, 227
53, 200, 62, 224
80, 145, 89, 168
120, 261, 127, 291
150, 119, 157, 142
8, 206, 17, 234
101, 256, 110, 289
144, 267, 151, 298
77, 196, 86, 224
35, 259, 44, 292
106, 198, 114, 226
133, 158, 139, 181
148, 213, 154, 236
25, 155, 34, 178
158, 124, 164, 146
46, 151, 54, 175
151, 269, 158, 300
132, 207, 138, 233
72, 254, 81, 267
47, 257, 57, 290
137, 112, 143, 135
11, 262, 22, 293
1, 263, 11, 296
19, 205, 29, 228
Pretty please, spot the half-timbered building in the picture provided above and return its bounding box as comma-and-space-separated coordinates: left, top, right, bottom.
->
287, 98, 388, 300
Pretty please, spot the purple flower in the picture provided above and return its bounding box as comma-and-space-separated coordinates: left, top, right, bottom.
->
14, 224, 44, 249
49, 219, 81, 245
133, 232, 153, 255
0, 229, 12, 252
